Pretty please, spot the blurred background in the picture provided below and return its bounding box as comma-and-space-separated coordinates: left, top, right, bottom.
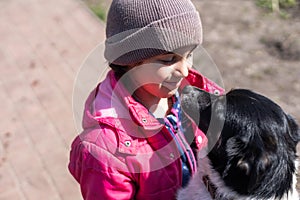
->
0, 0, 299, 199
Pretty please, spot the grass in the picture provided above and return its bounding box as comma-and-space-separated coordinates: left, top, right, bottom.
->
256, 0, 297, 9
90, 5, 106, 21
256, 0, 298, 15
82, 0, 109, 21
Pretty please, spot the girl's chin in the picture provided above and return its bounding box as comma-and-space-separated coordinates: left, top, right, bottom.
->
158, 86, 179, 98
162, 81, 181, 90
139, 83, 179, 98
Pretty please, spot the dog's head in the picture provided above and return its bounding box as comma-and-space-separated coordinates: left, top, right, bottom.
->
181, 86, 300, 198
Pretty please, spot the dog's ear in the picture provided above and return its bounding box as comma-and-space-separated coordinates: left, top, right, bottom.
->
286, 114, 300, 143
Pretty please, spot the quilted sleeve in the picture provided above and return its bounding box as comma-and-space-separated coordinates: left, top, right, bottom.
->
68, 136, 136, 200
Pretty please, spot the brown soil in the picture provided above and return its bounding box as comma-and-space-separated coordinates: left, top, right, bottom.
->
194, 1, 300, 121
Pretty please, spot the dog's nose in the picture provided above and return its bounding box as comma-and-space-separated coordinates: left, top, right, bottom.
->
181, 85, 194, 94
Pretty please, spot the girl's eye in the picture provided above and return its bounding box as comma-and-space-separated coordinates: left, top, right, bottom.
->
186, 53, 193, 63
159, 56, 176, 64
185, 53, 193, 61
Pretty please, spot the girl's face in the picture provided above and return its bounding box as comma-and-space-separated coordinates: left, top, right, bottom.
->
126, 46, 194, 99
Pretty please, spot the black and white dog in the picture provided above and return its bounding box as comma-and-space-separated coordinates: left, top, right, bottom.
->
178, 86, 300, 200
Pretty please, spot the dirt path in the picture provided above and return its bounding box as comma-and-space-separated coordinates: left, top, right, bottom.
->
193, 1, 300, 123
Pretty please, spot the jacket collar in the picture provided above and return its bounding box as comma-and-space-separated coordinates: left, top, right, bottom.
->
83, 71, 166, 154
109, 71, 164, 131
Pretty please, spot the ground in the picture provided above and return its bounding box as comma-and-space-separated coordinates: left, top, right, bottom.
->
84, 0, 300, 192
194, 1, 300, 123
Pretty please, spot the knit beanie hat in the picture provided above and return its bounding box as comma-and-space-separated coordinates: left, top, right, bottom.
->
104, 0, 203, 66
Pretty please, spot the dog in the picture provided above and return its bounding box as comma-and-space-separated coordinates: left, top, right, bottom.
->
177, 86, 300, 200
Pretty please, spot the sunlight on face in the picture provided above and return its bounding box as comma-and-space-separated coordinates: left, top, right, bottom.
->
128, 46, 195, 98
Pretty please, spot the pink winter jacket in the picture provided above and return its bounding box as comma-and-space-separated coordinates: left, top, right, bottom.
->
68, 69, 223, 200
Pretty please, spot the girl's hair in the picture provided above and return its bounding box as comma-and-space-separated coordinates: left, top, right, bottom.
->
109, 63, 129, 78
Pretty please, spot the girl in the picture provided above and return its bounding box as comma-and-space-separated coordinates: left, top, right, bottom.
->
68, 0, 223, 199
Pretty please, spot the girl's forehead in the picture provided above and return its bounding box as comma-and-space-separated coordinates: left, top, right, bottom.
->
157, 45, 196, 58
131, 45, 196, 66
172, 45, 197, 55
148, 50, 190, 61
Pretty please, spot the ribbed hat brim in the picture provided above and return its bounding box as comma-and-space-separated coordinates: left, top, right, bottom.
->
104, 11, 202, 65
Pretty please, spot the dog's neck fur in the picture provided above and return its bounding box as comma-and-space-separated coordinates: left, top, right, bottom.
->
198, 157, 299, 200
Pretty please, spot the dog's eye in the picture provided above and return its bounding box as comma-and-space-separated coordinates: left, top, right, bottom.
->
237, 159, 251, 175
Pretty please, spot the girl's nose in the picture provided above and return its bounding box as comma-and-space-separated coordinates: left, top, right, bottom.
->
173, 58, 191, 77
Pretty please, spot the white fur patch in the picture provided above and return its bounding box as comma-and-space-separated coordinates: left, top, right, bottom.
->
177, 157, 299, 200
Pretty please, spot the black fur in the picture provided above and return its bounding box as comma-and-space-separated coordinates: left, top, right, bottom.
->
181, 86, 300, 199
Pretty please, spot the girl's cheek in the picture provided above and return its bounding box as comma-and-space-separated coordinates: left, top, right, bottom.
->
157, 65, 173, 78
